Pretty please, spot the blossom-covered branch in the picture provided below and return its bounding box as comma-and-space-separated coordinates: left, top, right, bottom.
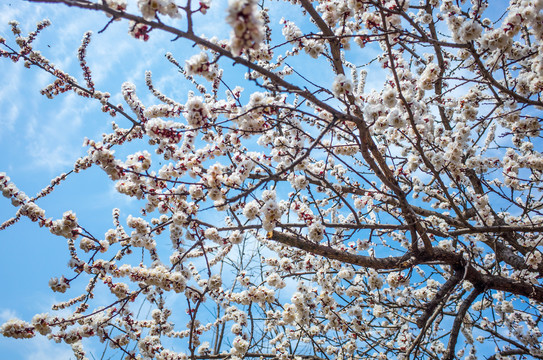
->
2, 0, 543, 359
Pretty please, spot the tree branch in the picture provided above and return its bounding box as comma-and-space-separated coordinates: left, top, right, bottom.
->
444, 287, 483, 360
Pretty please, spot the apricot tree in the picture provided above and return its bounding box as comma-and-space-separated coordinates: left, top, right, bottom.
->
1, 0, 543, 359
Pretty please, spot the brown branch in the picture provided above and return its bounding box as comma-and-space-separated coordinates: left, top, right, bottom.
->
416, 271, 463, 328
299, 0, 344, 76
449, 225, 543, 236
486, 350, 530, 360
268, 230, 413, 269
268, 230, 543, 302
444, 287, 483, 360
193, 354, 325, 360
468, 44, 543, 107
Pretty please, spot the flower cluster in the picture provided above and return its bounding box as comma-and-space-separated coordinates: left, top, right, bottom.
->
138, 0, 180, 21
231, 335, 249, 356
185, 52, 218, 82
226, 0, 264, 55
266, 272, 286, 289
185, 96, 209, 128
332, 74, 353, 96
31, 313, 51, 335
0, 319, 34, 339
259, 190, 282, 231
125, 150, 152, 172
49, 211, 79, 239
84, 139, 123, 180
418, 62, 439, 90
48, 276, 70, 293
102, 0, 127, 13
129, 21, 151, 41
0, 172, 28, 207
287, 173, 309, 191
280, 19, 325, 58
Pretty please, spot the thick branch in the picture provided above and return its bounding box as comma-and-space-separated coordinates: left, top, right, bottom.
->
194, 354, 325, 360
487, 350, 530, 360
269, 230, 413, 269
444, 287, 482, 360
268, 231, 543, 302
416, 271, 462, 328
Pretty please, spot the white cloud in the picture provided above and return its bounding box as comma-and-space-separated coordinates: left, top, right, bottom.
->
0, 59, 23, 140
24, 336, 74, 360
23, 93, 86, 173
0, 308, 18, 322
0, 97, 20, 139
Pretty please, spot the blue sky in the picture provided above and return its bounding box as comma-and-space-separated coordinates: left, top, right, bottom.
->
0, 2, 333, 358
2, 1, 533, 359
0, 2, 199, 358
0, 1, 475, 357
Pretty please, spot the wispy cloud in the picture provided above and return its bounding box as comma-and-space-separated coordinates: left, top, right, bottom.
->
0, 96, 20, 140
23, 93, 86, 173
25, 336, 74, 360
0, 308, 18, 322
